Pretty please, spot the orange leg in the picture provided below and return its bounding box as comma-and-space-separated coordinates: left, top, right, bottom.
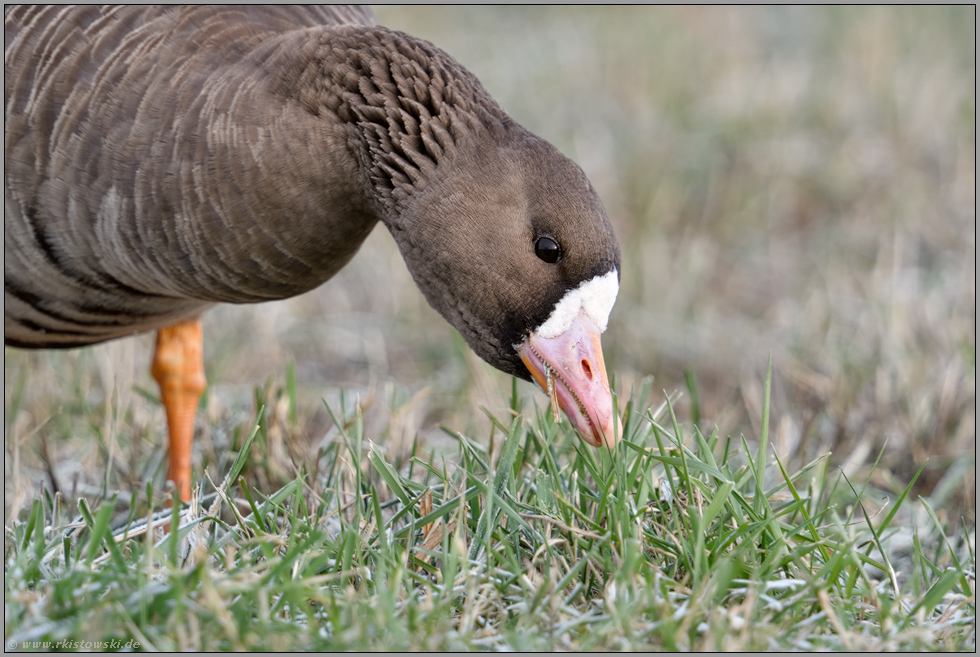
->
151, 319, 206, 503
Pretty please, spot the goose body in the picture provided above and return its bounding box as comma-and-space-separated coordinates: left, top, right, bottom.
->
5, 6, 621, 498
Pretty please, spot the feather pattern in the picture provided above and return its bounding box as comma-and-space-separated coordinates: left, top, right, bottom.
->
5, 5, 620, 383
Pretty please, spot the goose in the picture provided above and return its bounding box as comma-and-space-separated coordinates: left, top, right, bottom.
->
4, 6, 621, 502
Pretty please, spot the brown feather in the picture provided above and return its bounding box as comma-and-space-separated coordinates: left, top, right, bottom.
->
5, 5, 619, 380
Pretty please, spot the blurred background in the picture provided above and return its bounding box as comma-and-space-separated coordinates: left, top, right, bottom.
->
5, 6, 975, 523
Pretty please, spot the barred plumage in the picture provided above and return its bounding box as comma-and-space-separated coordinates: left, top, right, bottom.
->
5, 6, 378, 348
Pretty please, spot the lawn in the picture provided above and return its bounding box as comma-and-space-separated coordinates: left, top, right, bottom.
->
4, 6, 975, 651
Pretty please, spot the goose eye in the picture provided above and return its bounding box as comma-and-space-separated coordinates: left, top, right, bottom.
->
535, 236, 561, 263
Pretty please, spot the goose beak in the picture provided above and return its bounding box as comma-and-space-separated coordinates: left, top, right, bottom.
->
517, 309, 620, 447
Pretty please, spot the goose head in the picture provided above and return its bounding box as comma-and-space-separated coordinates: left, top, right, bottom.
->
387, 130, 622, 447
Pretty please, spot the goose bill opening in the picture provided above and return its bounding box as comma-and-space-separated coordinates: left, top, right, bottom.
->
518, 309, 619, 447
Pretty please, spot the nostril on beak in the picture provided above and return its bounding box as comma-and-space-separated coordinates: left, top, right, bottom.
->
581, 359, 593, 380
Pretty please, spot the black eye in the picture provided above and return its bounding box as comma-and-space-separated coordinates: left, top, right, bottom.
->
535, 236, 561, 264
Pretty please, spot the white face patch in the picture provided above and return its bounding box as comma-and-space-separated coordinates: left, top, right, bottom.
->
535, 270, 619, 339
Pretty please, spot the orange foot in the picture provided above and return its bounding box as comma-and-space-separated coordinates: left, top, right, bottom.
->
151, 319, 206, 503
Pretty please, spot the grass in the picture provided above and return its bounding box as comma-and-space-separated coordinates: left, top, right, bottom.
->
4, 365, 975, 650
4, 5, 976, 652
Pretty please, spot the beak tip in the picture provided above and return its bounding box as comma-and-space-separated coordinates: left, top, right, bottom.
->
593, 415, 623, 448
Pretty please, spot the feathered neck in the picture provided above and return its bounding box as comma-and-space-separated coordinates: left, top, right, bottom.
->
268, 26, 516, 219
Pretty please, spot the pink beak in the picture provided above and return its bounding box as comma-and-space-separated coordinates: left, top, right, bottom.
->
517, 309, 620, 447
